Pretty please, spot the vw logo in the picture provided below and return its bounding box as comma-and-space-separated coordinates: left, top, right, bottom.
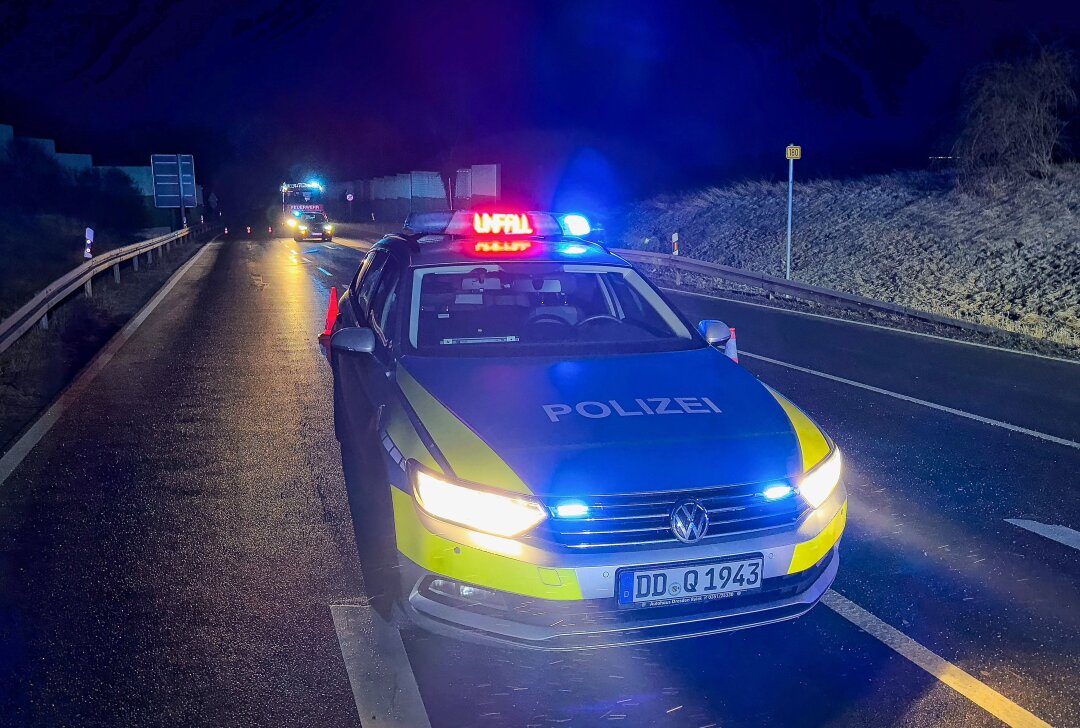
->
670, 500, 710, 544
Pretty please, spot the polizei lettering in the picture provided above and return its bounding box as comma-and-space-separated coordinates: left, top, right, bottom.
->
543, 397, 723, 423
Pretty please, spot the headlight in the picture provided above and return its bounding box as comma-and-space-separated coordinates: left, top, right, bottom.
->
324, 225, 333, 232
798, 447, 842, 509
299, 225, 308, 231
286, 218, 297, 228
413, 468, 547, 537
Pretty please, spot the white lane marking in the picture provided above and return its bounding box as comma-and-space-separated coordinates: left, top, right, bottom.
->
302, 256, 312, 263
323, 243, 338, 249
317, 267, 333, 277
0, 241, 219, 486
330, 603, 431, 728
823, 591, 1051, 727
662, 287, 1079, 366
743, 351, 1080, 450
1005, 519, 1080, 552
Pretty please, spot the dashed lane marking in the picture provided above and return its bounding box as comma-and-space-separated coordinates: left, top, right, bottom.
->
330, 603, 431, 728
743, 351, 1079, 450
823, 591, 1051, 727
0, 240, 219, 486
663, 287, 1079, 365
318, 267, 333, 277
1005, 519, 1080, 552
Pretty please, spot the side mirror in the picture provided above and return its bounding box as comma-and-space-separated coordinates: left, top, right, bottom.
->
698, 320, 731, 346
331, 326, 376, 354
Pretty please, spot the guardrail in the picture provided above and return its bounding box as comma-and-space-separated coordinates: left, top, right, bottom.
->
0, 226, 216, 355
613, 248, 1002, 337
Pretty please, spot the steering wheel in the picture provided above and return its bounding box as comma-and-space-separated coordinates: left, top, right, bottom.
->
576, 314, 622, 327
525, 314, 573, 328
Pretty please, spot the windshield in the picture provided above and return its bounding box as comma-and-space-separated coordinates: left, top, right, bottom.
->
407, 262, 697, 355
300, 212, 327, 222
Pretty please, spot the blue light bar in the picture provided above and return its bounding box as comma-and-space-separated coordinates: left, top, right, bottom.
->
554, 502, 590, 518
763, 484, 794, 500
560, 214, 591, 237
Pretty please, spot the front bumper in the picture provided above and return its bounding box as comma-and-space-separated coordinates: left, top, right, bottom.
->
391, 485, 847, 650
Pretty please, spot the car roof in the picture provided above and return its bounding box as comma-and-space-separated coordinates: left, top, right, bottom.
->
373, 233, 631, 268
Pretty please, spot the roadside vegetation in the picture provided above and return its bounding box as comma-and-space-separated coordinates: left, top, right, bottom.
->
620, 45, 1080, 355
0, 139, 151, 319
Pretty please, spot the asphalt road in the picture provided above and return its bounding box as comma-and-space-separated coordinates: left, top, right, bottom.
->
0, 234, 1076, 727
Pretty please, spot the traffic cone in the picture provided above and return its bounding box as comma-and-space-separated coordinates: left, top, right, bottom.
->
724, 327, 739, 363
320, 287, 339, 340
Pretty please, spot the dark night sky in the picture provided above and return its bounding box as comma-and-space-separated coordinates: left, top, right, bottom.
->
1, 0, 1078, 210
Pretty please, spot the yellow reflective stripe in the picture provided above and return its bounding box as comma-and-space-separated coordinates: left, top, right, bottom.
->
768, 389, 830, 471
385, 396, 440, 472
788, 500, 847, 574
392, 488, 583, 600
397, 366, 531, 494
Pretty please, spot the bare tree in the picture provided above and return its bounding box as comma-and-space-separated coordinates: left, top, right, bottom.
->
954, 45, 1077, 190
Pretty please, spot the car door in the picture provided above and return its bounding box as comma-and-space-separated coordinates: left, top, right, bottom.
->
334, 250, 390, 436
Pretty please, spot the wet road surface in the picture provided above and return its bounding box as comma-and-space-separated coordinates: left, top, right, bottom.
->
1, 234, 1076, 727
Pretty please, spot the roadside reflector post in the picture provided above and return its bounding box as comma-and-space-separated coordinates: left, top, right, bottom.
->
672, 232, 682, 285
112, 263, 121, 284
785, 144, 801, 280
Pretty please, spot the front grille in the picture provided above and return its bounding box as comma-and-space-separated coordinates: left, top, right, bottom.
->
531, 483, 808, 551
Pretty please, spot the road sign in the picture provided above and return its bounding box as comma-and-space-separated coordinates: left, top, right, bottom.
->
151, 154, 197, 209
786, 145, 802, 160
84, 228, 94, 259
346, 193, 354, 202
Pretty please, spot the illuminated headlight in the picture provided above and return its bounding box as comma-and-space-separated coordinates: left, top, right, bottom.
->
324, 225, 333, 232
798, 448, 842, 509
287, 219, 297, 228
299, 225, 309, 231
413, 469, 547, 537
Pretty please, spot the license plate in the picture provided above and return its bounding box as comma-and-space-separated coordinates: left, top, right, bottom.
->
617, 556, 763, 608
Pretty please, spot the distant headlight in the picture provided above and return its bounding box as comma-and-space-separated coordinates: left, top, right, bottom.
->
286, 218, 297, 228
299, 225, 309, 231
798, 447, 842, 509
413, 468, 547, 537
324, 225, 333, 232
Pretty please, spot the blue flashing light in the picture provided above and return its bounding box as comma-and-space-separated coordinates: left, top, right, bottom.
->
306, 180, 323, 190
763, 484, 794, 500
560, 214, 591, 237
554, 502, 590, 518
560, 244, 589, 255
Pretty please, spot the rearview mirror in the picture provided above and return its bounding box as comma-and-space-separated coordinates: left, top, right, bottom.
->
698, 320, 731, 346
331, 326, 376, 354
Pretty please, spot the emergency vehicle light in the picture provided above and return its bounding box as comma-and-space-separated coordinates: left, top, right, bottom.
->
559, 214, 591, 237
554, 502, 590, 518
762, 484, 793, 500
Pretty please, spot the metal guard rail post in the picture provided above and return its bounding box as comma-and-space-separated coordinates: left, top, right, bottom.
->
0, 226, 212, 354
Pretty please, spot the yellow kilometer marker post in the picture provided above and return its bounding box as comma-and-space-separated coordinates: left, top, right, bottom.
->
785, 144, 801, 280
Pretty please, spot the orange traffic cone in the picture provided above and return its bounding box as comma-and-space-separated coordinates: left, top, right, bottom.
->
320, 287, 339, 340
724, 327, 739, 363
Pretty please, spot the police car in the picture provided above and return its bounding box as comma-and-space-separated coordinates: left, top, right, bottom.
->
329, 210, 846, 649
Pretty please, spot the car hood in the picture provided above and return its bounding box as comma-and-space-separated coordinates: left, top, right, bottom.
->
398, 348, 808, 498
